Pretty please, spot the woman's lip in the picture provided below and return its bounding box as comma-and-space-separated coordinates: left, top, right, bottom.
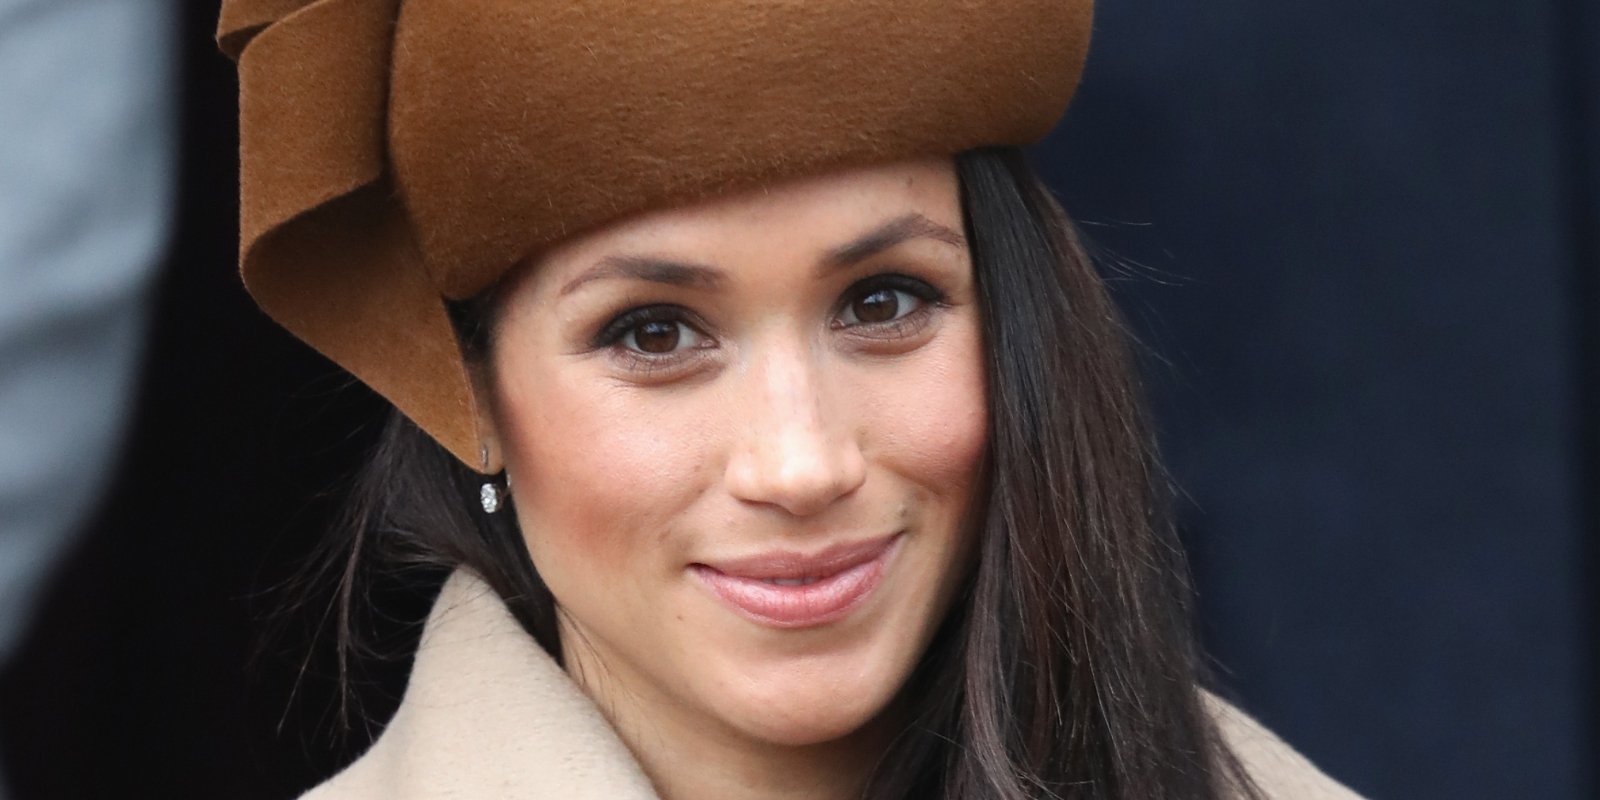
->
694, 532, 902, 580
690, 533, 902, 629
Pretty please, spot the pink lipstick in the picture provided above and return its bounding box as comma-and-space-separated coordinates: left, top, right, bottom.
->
690, 532, 902, 629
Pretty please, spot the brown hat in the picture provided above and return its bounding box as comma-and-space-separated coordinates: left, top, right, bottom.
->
218, 0, 1094, 469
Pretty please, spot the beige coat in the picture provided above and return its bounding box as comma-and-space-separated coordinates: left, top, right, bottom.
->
302, 572, 1364, 799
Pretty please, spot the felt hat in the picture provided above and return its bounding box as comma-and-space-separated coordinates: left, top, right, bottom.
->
218, 0, 1094, 469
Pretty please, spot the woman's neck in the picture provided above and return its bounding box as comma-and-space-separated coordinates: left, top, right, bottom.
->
560, 625, 894, 800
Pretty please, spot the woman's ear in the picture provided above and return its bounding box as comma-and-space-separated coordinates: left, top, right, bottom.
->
477, 434, 506, 476
465, 358, 507, 476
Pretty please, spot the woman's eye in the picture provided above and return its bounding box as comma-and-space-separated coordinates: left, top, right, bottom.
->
591, 305, 709, 361
838, 283, 928, 327
621, 319, 701, 354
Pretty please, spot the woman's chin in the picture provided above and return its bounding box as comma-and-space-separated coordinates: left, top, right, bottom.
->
697, 667, 902, 748
721, 701, 882, 748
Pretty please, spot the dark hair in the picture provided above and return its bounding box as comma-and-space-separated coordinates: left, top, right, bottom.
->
310, 146, 1258, 799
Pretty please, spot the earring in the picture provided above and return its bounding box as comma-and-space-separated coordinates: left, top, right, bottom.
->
480, 482, 504, 514
479, 443, 506, 514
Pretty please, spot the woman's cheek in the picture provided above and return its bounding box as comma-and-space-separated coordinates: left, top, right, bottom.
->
863, 318, 988, 497
504, 370, 711, 579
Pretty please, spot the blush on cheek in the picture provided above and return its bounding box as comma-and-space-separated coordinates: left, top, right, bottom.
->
861, 321, 989, 501
517, 466, 635, 575
516, 439, 643, 577
500, 373, 714, 582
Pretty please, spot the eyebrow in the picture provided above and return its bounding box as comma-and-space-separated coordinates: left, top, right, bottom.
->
558, 254, 725, 297
820, 212, 966, 271
557, 212, 965, 297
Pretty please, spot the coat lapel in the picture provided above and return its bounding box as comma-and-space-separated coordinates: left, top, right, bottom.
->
302, 570, 661, 799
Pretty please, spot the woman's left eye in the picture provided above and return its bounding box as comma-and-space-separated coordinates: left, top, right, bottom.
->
837, 276, 941, 328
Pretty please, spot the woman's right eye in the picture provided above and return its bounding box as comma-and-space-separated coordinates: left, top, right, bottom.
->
620, 318, 702, 354
593, 305, 710, 360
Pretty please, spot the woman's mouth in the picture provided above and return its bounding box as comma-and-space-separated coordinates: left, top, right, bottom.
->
689, 532, 902, 629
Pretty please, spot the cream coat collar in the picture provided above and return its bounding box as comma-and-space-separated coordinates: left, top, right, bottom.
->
301, 571, 658, 799
301, 571, 1362, 799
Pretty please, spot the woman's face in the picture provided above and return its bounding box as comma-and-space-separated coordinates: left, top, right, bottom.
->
487, 158, 987, 750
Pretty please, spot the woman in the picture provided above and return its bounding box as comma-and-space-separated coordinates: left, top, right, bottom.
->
220, 1, 1362, 798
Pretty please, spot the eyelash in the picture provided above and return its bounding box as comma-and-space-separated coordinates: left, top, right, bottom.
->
589, 273, 947, 369
830, 274, 946, 339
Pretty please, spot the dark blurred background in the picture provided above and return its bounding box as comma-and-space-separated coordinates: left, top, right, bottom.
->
0, 1, 1594, 798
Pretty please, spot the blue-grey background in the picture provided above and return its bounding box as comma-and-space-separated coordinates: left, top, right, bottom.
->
0, 1, 1593, 798
1033, 1, 1598, 797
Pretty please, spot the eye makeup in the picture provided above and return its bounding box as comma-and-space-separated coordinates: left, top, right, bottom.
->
581, 268, 953, 377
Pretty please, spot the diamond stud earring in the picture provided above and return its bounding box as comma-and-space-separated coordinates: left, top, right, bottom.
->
479, 443, 505, 514
480, 482, 504, 514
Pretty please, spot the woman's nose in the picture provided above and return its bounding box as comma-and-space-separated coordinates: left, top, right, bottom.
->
723, 345, 866, 517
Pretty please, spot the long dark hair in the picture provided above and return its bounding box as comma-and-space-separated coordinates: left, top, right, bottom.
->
308, 146, 1258, 799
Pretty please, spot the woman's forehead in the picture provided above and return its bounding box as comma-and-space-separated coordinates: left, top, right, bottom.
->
526, 158, 963, 284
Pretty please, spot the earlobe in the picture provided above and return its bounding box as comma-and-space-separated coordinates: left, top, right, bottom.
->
479, 439, 505, 476
469, 392, 505, 475
475, 435, 511, 515
463, 355, 506, 475
468, 400, 506, 474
